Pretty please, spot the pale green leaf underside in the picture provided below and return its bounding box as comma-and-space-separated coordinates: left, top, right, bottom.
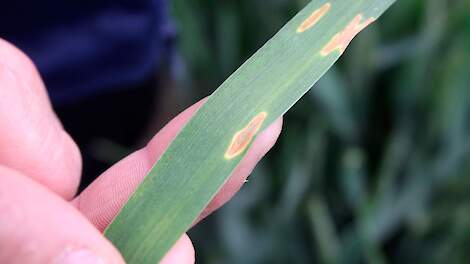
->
104, 0, 396, 262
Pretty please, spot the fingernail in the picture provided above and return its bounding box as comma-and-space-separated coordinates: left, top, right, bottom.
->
54, 248, 106, 264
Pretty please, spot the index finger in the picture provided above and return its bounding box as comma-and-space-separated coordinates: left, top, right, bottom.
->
0, 39, 82, 199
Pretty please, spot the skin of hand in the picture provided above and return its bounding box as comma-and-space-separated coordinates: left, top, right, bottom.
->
0, 38, 283, 264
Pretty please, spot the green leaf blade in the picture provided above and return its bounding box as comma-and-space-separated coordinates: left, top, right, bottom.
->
104, 0, 396, 262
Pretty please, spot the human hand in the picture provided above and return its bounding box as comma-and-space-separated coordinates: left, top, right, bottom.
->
0, 39, 282, 263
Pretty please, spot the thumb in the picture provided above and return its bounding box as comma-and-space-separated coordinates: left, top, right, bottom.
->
0, 165, 124, 264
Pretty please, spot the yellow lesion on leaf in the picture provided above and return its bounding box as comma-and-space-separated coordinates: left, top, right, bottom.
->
297, 3, 331, 33
224, 112, 268, 160
321, 14, 375, 56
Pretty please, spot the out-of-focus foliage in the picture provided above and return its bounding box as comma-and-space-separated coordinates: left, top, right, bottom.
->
169, 0, 470, 263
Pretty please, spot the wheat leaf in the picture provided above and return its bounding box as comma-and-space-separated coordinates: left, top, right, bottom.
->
104, 0, 396, 262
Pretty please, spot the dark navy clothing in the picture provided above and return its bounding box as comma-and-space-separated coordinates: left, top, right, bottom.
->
0, 0, 174, 105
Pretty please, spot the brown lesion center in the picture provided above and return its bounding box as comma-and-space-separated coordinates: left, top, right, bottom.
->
297, 3, 331, 33
321, 14, 375, 56
224, 112, 268, 160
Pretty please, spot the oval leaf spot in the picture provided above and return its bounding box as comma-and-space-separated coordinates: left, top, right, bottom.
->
297, 3, 331, 33
321, 14, 375, 56
224, 112, 268, 160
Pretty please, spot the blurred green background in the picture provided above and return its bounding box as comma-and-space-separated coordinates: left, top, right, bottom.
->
164, 0, 470, 263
